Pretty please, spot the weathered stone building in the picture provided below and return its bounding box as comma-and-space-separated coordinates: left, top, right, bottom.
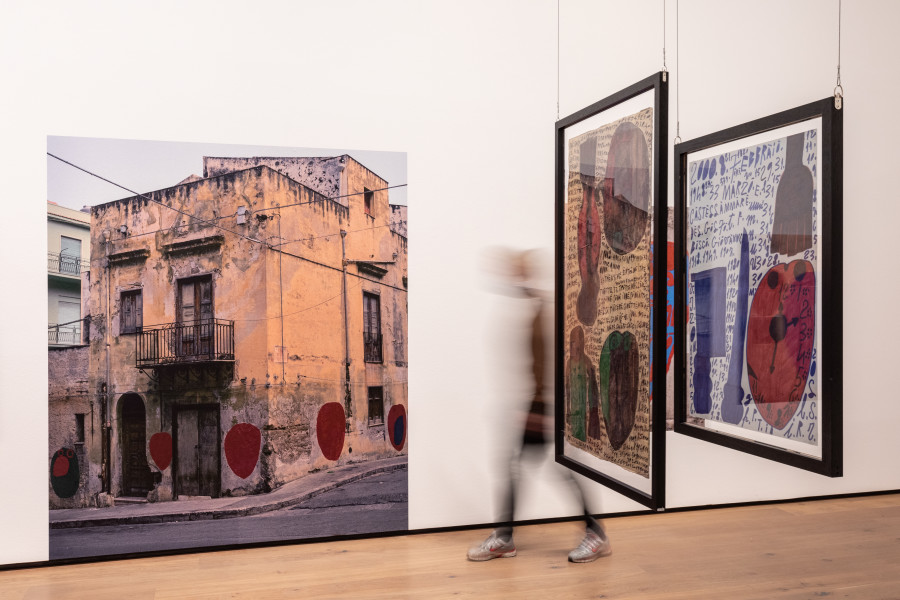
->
50, 155, 407, 508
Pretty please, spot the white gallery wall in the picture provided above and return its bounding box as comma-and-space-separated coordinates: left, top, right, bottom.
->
2, 0, 898, 566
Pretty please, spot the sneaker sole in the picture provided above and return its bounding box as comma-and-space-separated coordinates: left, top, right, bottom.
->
568, 548, 612, 563
467, 549, 517, 561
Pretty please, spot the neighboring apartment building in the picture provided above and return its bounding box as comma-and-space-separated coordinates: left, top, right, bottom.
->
49, 155, 408, 508
48, 202, 92, 507
47, 202, 90, 346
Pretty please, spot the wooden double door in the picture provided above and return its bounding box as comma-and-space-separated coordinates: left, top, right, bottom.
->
121, 394, 154, 497
173, 404, 220, 498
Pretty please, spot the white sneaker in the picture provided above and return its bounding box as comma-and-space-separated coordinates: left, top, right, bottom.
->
467, 531, 517, 561
568, 529, 611, 563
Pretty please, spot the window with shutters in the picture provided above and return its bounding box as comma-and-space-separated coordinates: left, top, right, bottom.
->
120, 289, 143, 334
363, 292, 382, 363
176, 276, 213, 357
178, 277, 213, 324
368, 386, 384, 425
59, 236, 82, 275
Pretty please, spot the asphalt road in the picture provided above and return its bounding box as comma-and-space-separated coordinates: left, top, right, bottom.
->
49, 467, 408, 561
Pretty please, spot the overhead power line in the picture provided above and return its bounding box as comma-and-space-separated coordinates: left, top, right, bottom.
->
48, 153, 409, 296
48, 152, 265, 246
48, 153, 407, 247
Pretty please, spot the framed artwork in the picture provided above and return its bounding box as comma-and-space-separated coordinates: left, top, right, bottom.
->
555, 73, 668, 509
673, 98, 843, 476
47, 137, 409, 561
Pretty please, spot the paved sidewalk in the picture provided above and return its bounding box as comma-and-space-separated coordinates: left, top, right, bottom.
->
50, 455, 408, 529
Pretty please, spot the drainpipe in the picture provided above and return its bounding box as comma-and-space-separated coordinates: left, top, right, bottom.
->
341, 230, 352, 420
103, 231, 112, 494
278, 210, 285, 385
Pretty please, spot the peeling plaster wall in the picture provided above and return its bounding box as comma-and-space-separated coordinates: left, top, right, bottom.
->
81, 163, 407, 504
390, 205, 408, 238
203, 156, 349, 205
48, 346, 97, 508
88, 170, 276, 500
259, 160, 409, 482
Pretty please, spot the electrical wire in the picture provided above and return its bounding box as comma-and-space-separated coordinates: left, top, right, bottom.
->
49, 154, 410, 388
271, 223, 393, 248
48, 153, 264, 246
48, 317, 88, 329
230, 279, 360, 323
104, 375, 409, 396
48, 152, 408, 248
49, 153, 409, 292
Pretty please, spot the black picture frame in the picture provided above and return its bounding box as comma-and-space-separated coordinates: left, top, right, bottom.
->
554, 73, 668, 509
673, 98, 843, 477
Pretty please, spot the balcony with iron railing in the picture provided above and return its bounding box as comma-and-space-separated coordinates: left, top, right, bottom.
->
135, 319, 235, 368
48, 252, 88, 278
49, 323, 82, 346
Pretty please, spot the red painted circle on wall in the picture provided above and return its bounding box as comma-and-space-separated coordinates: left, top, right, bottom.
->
50, 448, 79, 499
746, 260, 816, 430
387, 405, 407, 451
224, 423, 262, 479
316, 402, 346, 461
149, 432, 173, 471
52, 454, 70, 477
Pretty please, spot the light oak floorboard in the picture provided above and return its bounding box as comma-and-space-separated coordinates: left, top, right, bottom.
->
2, 494, 899, 599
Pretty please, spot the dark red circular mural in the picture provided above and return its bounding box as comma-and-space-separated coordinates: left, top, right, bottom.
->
747, 260, 816, 430
387, 404, 407, 451
224, 423, 261, 479
316, 402, 346, 461
149, 432, 172, 471
50, 448, 79, 499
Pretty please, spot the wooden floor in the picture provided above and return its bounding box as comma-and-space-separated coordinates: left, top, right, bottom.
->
3, 494, 899, 599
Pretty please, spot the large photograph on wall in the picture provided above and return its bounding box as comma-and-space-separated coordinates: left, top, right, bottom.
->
555, 73, 667, 509
673, 98, 842, 476
47, 137, 409, 560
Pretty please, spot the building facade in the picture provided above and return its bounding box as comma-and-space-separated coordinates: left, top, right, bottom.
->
49, 155, 407, 508
48, 203, 94, 507
48, 202, 90, 346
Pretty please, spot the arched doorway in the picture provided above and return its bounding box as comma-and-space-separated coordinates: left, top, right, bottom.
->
120, 394, 154, 497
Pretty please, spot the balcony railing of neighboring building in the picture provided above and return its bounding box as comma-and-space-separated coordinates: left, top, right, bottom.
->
364, 332, 383, 363
135, 319, 235, 368
48, 323, 82, 346
48, 252, 88, 277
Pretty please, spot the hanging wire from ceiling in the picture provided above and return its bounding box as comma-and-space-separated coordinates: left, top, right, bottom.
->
557, 0, 560, 120
662, 0, 668, 78
834, 0, 843, 109
674, 0, 681, 144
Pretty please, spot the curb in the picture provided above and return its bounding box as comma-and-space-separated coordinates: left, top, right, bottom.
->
50, 462, 407, 530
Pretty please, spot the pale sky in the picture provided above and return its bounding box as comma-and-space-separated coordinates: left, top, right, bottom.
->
47, 136, 407, 211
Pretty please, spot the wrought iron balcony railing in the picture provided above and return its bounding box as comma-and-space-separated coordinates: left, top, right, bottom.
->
364, 332, 383, 363
48, 252, 88, 276
135, 319, 235, 368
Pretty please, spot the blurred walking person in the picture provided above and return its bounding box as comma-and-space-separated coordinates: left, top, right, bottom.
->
467, 248, 611, 563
